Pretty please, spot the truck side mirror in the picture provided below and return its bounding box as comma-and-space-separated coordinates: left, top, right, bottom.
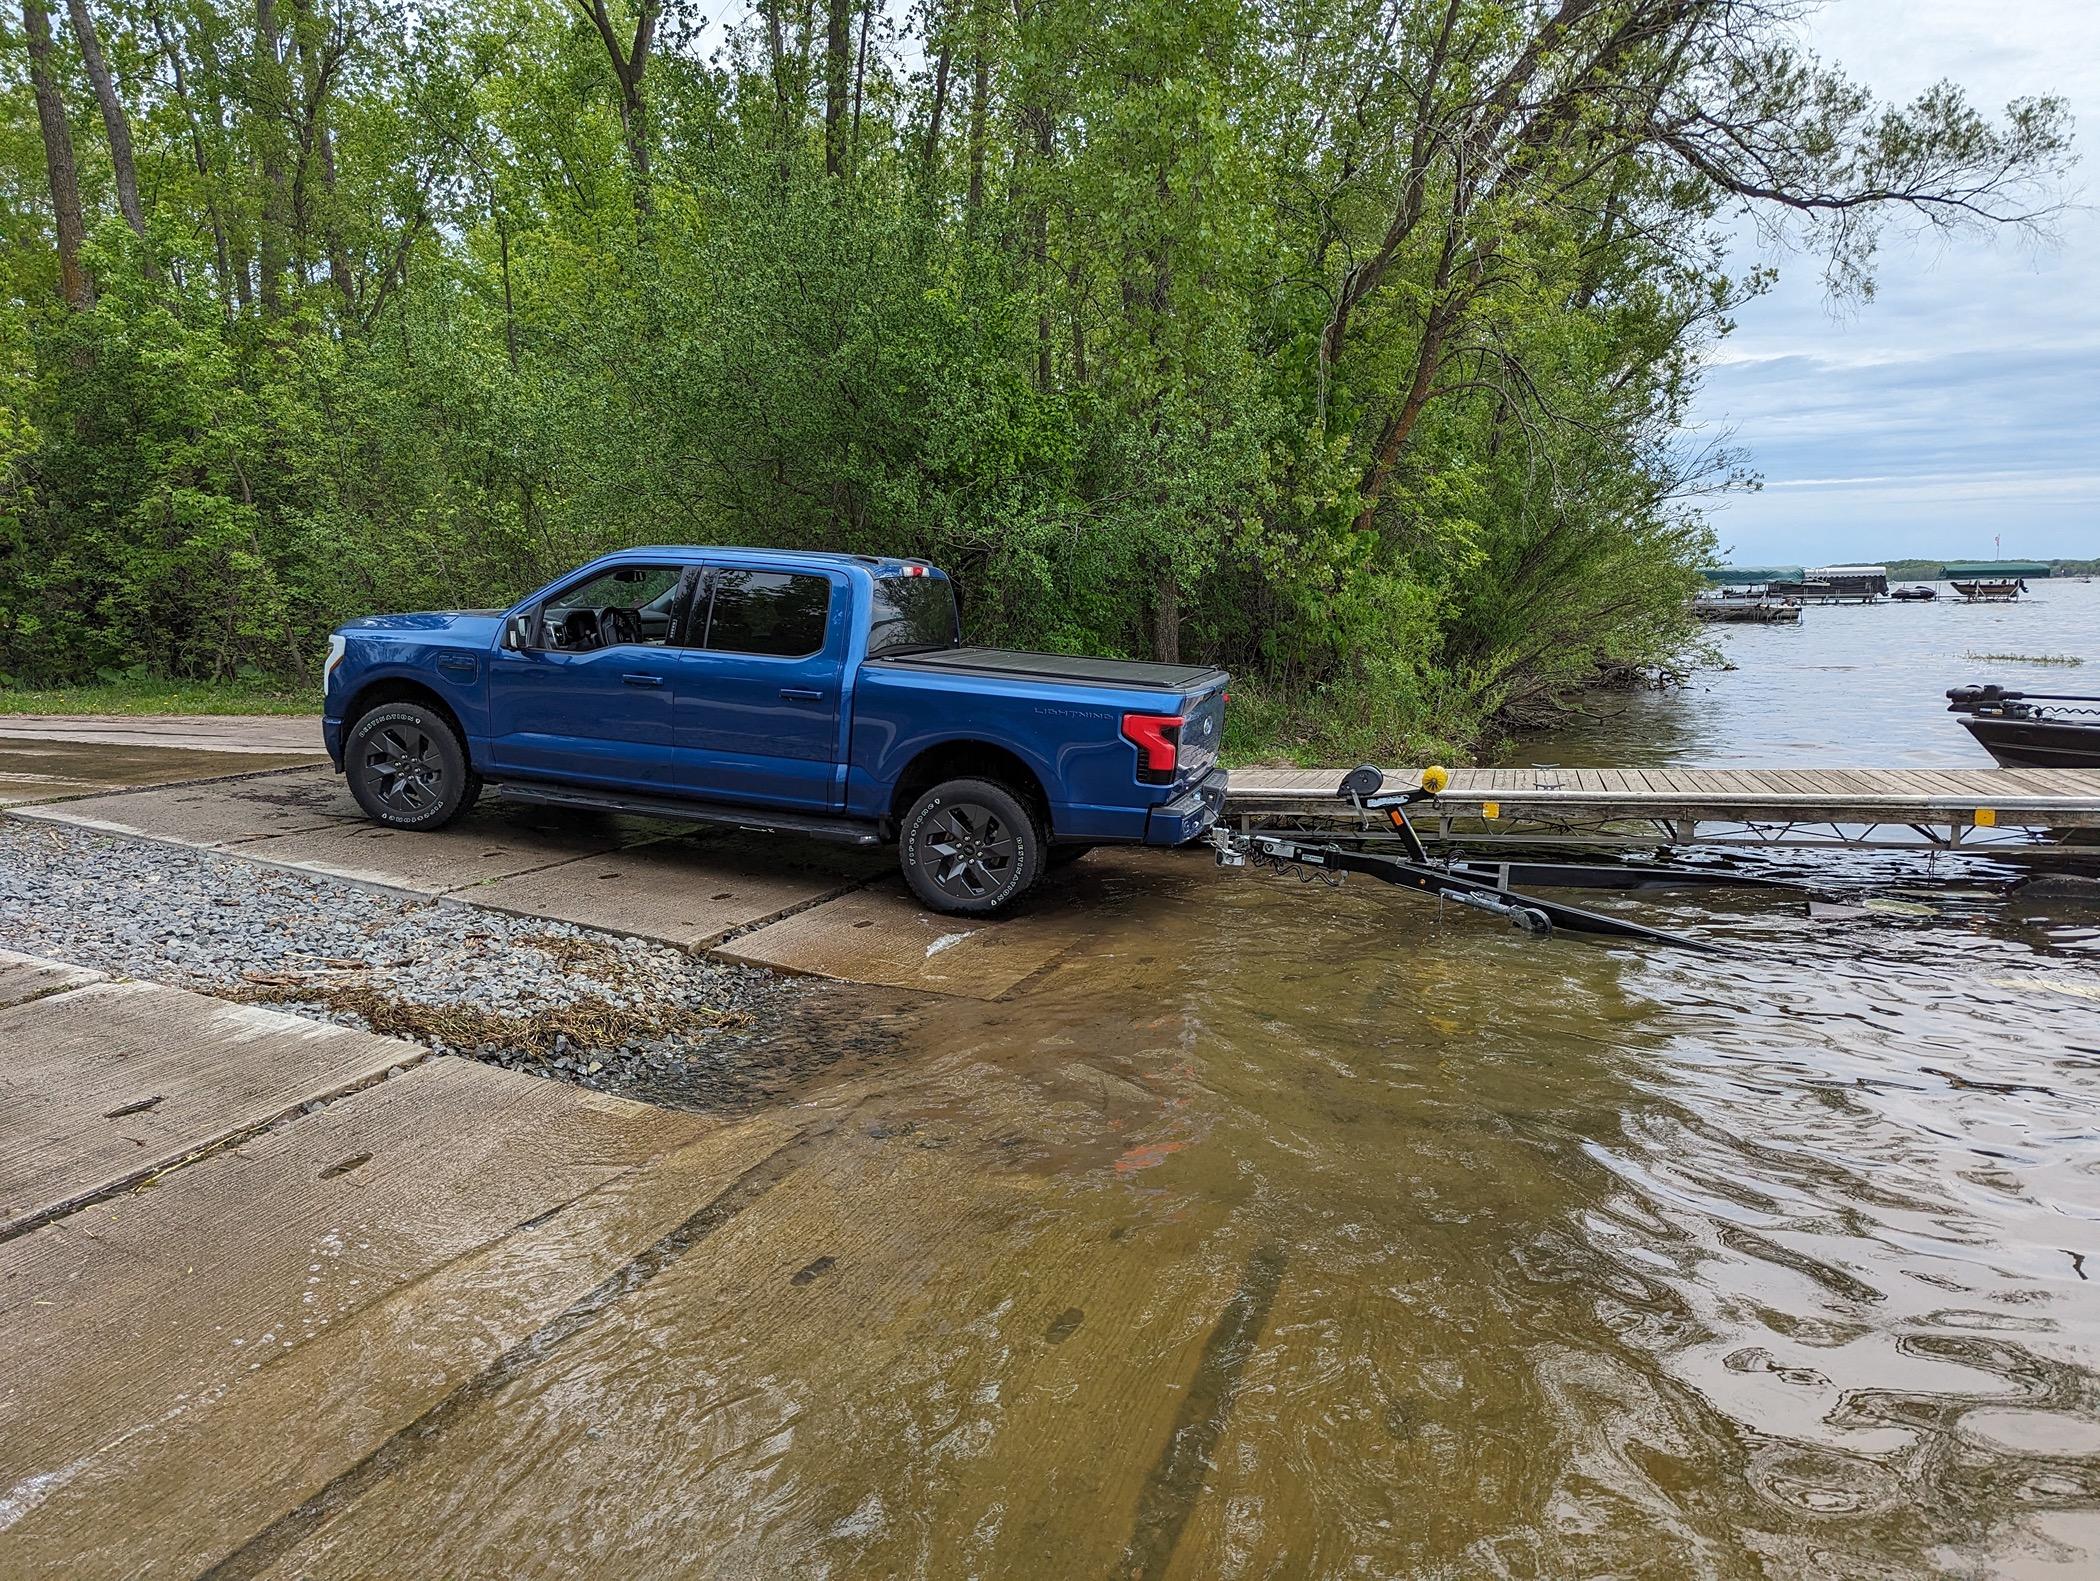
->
506, 613, 536, 651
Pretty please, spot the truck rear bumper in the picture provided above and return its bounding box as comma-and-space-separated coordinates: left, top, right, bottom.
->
1143, 768, 1229, 846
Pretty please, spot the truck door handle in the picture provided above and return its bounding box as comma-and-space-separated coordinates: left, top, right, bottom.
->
779, 687, 824, 702
621, 672, 665, 688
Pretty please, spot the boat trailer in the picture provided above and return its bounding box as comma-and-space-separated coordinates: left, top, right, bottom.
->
1209, 765, 1797, 951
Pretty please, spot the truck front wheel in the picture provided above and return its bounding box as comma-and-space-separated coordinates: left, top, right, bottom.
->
344, 702, 480, 831
899, 778, 1044, 915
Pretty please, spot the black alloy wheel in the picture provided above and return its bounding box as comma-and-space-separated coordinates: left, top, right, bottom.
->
920, 800, 1016, 900
900, 777, 1043, 915
363, 721, 445, 816
344, 702, 478, 830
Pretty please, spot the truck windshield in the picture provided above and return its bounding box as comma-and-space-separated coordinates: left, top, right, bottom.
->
867, 574, 960, 657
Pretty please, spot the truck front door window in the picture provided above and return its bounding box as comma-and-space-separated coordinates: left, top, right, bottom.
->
540, 566, 686, 651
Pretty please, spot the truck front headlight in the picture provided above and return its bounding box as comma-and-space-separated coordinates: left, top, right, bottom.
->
324, 634, 347, 694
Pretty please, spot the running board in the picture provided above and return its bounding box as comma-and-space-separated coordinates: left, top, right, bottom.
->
489, 780, 885, 847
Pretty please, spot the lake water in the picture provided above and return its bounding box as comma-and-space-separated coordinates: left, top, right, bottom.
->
1525, 576, 2100, 768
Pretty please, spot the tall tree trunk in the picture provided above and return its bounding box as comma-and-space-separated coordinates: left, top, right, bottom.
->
965, 32, 987, 213
297, 29, 355, 311
65, 0, 147, 246
823, 0, 849, 176
1350, 298, 1461, 532
149, 1, 233, 312
314, 117, 354, 311
22, 1, 92, 308
253, 0, 292, 315
922, 17, 952, 178
1153, 568, 1180, 664
759, 0, 794, 185
1023, 101, 1052, 387
575, 1, 656, 221
850, 0, 873, 170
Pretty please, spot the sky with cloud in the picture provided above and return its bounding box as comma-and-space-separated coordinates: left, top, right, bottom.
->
1693, 1, 2100, 567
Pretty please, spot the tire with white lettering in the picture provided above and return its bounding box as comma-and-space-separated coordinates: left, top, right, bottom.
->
344, 703, 479, 830
899, 778, 1044, 915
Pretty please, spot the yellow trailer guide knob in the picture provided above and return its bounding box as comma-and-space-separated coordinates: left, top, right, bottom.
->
1420, 764, 1451, 794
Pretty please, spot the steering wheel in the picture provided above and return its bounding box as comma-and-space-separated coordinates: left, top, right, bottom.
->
556, 608, 599, 650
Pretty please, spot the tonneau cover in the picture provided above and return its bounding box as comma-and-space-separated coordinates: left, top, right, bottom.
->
879, 646, 1225, 694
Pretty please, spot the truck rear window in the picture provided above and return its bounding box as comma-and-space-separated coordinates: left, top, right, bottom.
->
867, 575, 960, 657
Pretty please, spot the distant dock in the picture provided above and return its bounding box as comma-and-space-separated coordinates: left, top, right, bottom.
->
1691, 598, 1800, 623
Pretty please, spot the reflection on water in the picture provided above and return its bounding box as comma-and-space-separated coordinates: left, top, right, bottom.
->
1523, 577, 2100, 768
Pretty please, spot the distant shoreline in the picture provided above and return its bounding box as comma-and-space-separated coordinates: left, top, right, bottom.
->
1878, 557, 2097, 579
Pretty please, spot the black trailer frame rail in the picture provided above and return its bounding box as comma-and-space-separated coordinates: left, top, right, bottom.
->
1209, 765, 1793, 951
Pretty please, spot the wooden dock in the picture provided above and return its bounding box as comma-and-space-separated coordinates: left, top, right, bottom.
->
1223, 765, 2100, 849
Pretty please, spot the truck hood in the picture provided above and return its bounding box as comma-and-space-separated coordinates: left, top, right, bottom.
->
340, 610, 505, 640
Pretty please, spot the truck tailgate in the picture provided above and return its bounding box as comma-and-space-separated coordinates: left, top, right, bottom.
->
1178, 680, 1226, 781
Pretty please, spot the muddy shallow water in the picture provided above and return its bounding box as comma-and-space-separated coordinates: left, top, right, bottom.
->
873, 857, 2100, 1577
301, 843, 2100, 1579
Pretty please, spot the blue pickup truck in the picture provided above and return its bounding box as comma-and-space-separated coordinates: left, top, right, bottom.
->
322, 548, 1229, 914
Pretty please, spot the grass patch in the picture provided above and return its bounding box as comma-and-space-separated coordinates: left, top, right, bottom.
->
1962, 651, 2085, 667
0, 676, 315, 715
1220, 678, 1469, 769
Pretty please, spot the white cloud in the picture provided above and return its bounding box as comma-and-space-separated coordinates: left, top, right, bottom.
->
1695, 0, 2100, 563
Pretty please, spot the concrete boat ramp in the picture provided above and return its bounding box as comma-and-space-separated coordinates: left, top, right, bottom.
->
0, 948, 788, 1575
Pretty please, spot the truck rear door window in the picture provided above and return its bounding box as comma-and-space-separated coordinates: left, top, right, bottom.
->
701, 570, 831, 657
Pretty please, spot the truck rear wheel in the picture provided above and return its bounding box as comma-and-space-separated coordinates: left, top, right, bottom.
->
344, 702, 479, 831
899, 778, 1044, 915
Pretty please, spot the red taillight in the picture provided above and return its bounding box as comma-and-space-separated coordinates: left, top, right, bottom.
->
1121, 711, 1184, 783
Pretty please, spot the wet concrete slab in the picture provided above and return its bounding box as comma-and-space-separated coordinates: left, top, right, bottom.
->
0, 947, 103, 1008
0, 738, 322, 805
471, 829, 888, 947
13, 763, 356, 845
226, 809, 656, 894
0, 978, 423, 1235
0, 712, 323, 755
0, 1055, 709, 1522
0, 1093, 807, 1580
216, 1057, 1255, 1581
718, 876, 1088, 998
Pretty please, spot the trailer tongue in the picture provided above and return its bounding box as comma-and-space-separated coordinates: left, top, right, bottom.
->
1211, 765, 1790, 951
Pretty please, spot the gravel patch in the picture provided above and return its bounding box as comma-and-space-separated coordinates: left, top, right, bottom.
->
0, 820, 817, 1107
